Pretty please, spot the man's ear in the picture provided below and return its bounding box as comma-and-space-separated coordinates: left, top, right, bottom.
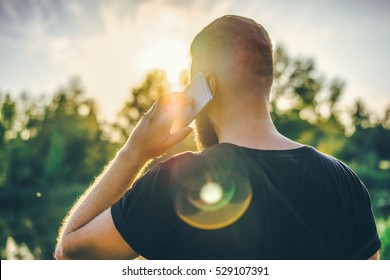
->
206, 74, 217, 98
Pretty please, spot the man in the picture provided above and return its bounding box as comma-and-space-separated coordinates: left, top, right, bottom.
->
55, 15, 381, 259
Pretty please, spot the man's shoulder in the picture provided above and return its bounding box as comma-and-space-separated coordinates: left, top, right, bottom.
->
310, 148, 358, 176
306, 148, 366, 194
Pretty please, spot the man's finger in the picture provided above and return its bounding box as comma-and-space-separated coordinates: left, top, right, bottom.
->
143, 100, 158, 119
157, 93, 194, 121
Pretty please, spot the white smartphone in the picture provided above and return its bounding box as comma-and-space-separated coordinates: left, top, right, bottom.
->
171, 72, 213, 133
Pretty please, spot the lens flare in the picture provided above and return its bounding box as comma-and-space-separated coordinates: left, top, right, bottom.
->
200, 182, 223, 205
175, 172, 252, 230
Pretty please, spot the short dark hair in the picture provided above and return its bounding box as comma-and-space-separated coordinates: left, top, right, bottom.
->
190, 15, 273, 89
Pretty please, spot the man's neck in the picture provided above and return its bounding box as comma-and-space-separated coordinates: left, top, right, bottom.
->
216, 112, 303, 151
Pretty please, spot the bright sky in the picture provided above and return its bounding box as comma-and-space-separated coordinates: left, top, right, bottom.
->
1, 0, 389, 120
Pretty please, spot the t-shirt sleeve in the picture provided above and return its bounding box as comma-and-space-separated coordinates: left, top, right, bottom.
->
337, 159, 381, 259
354, 182, 381, 259
111, 163, 179, 259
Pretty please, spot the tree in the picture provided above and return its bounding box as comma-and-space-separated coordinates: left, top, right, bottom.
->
0, 94, 17, 188
271, 45, 348, 156
114, 70, 169, 144
0, 78, 119, 259
271, 45, 389, 196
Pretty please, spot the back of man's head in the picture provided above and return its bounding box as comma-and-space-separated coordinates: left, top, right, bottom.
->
190, 15, 273, 98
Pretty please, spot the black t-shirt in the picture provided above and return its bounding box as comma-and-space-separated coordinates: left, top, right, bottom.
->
111, 143, 381, 259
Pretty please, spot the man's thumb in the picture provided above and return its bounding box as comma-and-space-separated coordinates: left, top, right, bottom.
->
165, 127, 193, 148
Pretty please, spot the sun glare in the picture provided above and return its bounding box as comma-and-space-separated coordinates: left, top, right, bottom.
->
141, 39, 188, 85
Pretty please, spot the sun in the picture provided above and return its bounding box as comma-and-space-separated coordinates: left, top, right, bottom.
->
141, 39, 189, 85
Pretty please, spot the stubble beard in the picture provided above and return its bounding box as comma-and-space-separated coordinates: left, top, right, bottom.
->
194, 109, 219, 151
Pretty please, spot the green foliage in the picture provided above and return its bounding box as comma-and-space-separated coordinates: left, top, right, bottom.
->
0, 78, 116, 259
377, 217, 390, 259
0, 48, 388, 259
113, 70, 169, 143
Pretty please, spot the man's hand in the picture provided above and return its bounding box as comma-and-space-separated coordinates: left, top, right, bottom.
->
123, 92, 194, 161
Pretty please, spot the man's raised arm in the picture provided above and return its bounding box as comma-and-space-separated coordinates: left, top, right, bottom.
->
54, 93, 193, 259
